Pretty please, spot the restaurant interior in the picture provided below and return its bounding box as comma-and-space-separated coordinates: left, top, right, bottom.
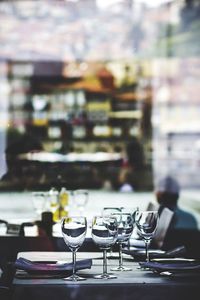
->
0, 0, 200, 299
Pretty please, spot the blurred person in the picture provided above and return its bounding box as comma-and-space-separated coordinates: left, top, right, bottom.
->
121, 175, 200, 259
155, 175, 198, 230
154, 175, 200, 256
118, 138, 145, 191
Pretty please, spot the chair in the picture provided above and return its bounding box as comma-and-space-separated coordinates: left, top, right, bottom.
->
153, 207, 174, 248
0, 286, 10, 300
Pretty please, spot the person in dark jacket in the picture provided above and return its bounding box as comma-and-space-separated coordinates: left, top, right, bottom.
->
155, 175, 199, 256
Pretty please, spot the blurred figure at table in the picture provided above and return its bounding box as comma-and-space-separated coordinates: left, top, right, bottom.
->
154, 175, 199, 257
155, 176, 198, 230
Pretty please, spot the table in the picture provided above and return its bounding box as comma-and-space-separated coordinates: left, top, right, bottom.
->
11, 252, 200, 300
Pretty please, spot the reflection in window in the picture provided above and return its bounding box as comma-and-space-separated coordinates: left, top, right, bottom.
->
0, 0, 199, 191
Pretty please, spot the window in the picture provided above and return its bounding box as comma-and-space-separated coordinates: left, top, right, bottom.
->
0, 0, 199, 191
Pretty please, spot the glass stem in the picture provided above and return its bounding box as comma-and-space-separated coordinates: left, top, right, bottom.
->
119, 243, 123, 268
72, 250, 76, 276
145, 240, 150, 262
103, 249, 108, 275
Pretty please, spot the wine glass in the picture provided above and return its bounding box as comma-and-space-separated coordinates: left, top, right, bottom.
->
111, 212, 134, 271
135, 210, 159, 262
102, 207, 123, 258
61, 216, 87, 281
91, 215, 118, 279
102, 207, 123, 217
31, 192, 47, 219
73, 189, 89, 216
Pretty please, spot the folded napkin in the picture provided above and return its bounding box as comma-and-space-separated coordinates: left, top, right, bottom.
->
123, 246, 186, 260
123, 248, 165, 259
139, 259, 200, 273
14, 257, 92, 275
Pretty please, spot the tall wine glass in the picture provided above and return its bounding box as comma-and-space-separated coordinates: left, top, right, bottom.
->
91, 215, 118, 279
111, 212, 134, 271
61, 216, 87, 281
135, 210, 159, 262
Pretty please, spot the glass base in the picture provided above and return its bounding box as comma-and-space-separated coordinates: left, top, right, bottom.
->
111, 266, 132, 271
107, 252, 119, 259
94, 273, 117, 279
63, 274, 86, 281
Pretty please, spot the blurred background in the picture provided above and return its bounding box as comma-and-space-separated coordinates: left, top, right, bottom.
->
0, 0, 199, 194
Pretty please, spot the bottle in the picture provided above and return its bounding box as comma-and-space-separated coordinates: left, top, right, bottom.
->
49, 187, 59, 222
58, 187, 69, 219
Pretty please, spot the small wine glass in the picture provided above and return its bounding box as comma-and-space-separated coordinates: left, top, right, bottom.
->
91, 215, 118, 279
73, 189, 89, 216
31, 192, 47, 219
135, 210, 159, 262
61, 216, 87, 281
111, 212, 134, 271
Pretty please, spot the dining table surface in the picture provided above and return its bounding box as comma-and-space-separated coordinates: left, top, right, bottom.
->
11, 251, 200, 300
